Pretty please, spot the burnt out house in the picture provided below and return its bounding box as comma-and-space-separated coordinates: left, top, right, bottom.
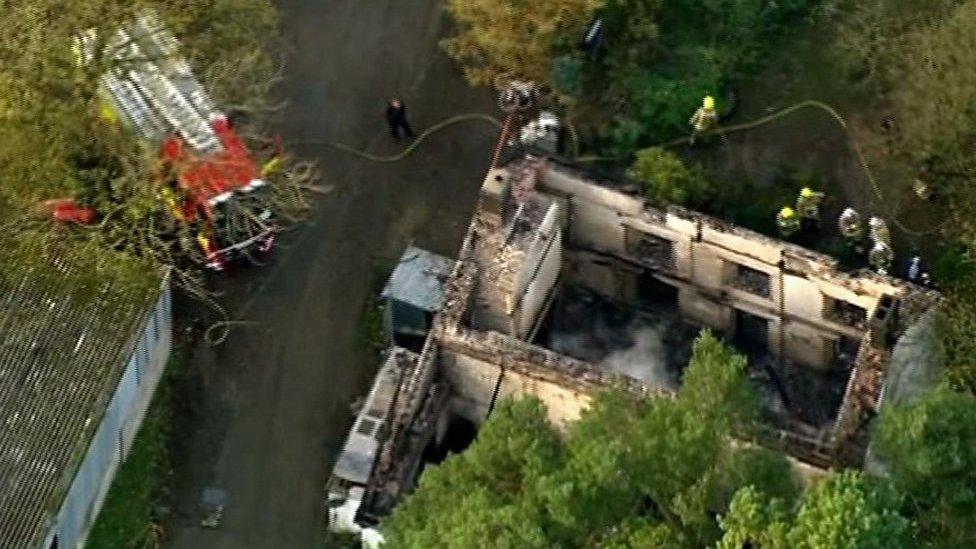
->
326, 153, 939, 534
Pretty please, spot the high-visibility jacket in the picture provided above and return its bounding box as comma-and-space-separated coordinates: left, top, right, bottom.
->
796, 189, 824, 219
690, 107, 718, 133
261, 157, 283, 176
869, 217, 890, 245
777, 207, 800, 236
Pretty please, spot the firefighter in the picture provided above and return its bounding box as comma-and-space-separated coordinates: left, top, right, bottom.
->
385, 98, 414, 141
197, 232, 224, 271
796, 187, 825, 226
868, 217, 890, 245
777, 206, 800, 238
906, 255, 925, 283
838, 208, 861, 238
913, 177, 934, 201
689, 95, 718, 144
869, 241, 894, 274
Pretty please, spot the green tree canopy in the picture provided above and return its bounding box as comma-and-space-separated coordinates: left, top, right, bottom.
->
627, 147, 711, 206
441, 0, 605, 88
582, 0, 816, 154
718, 471, 911, 549
873, 387, 976, 546
383, 397, 561, 549
385, 331, 796, 548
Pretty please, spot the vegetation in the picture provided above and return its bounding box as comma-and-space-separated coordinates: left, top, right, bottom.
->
829, 0, 976, 392
872, 387, 976, 546
627, 147, 711, 206
441, 0, 821, 157
718, 471, 911, 548
441, 0, 604, 88
87, 350, 188, 548
580, 0, 819, 156
384, 332, 798, 547
386, 334, 976, 546
0, 0, 313, 297
360, 293, 388, 356
429, 2, 976, 544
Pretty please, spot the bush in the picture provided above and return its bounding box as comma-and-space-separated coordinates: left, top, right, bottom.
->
585, 0, 817, 155
873, 387, 976, 544
627, 147, 711, 206
441, 0, 604, 87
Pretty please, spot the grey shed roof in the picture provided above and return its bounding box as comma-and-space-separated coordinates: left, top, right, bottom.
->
0, 237, 163, 548
381, 246, 454, 312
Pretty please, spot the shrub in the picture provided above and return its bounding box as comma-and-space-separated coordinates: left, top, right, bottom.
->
585, 0, 817, 155
627, 147, 710, 206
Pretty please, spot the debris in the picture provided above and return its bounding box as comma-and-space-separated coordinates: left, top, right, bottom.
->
199, 487, 227, 529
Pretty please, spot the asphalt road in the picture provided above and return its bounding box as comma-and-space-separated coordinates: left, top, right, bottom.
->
167, 1, 495, 546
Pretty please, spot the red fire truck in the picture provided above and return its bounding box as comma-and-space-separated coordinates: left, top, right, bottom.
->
59, 11, 277, 271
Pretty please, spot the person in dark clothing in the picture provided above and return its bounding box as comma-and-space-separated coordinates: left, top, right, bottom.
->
385, 99, 414, 140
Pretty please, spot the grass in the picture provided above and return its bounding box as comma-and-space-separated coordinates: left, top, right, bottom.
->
359, 293, 387, 355
86, 349, 188, 548
358, 264, 393, 356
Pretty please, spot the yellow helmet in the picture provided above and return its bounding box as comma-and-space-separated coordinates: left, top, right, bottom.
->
703, 96, 716, 110
800, 187, 815, 198
780, 206, 795, 218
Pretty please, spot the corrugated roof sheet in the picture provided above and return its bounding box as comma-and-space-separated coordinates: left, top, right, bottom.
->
0, 236, 163, 548
381, 246, 454, 312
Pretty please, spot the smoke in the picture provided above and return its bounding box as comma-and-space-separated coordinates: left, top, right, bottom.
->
547, 316, 679, 390
601, 323, 679, 390
542, 284, 695, 391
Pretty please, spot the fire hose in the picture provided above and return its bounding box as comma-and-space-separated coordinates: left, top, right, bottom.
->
575, 99, 936, 237
291, 113, 503, 163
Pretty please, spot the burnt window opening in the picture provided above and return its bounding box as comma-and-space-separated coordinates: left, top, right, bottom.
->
824, 297, 867, 330
625, 227, 675, 272
732, 264, 771, 298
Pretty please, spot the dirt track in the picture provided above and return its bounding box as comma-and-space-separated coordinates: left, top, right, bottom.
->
167, 1, 495, 546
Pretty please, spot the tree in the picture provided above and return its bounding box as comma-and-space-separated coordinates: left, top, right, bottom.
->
832, 0, 963, 88
627, 147, 711, 206
883, 0, 976, 394
383, 398, 561, 549
0, 0, 313, 295
581, 0, 816, 155
873, 387, 976, 546
384, 332, 796, 548
441, 0, 604, 88
718, 471, 912, 549
832, 0, 976, 393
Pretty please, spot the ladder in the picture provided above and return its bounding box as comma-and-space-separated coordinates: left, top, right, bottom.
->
104, 27, 223, 155
130, 10, 221, 121
102, 70, 169, 141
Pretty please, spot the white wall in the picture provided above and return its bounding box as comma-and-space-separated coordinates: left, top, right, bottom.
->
513, 204, 563, 338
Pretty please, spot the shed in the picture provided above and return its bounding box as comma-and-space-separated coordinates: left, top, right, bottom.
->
381, 247, 453, 349
0, 237, 172, 548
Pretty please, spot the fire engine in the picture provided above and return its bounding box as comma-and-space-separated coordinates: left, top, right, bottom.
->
64, 11, 277, 271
